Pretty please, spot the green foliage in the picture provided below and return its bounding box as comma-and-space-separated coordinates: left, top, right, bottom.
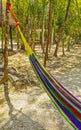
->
2, 0, 81, 46
65, 25, 69, 35
56, 16, 64, 31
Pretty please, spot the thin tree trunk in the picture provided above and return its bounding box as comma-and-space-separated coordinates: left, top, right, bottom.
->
44, 0, 53, 67
54, 26, 64, 57
66, 36, 71, 52
30, 19, 35, 51
40, 14, 45, 53
31, 26, 34, 49
1, 0, 4, 53
42, 19, 45, 50
32, 19, 37, 51
62, 40, 65, 55
4, 0, 9, 80
16, 29, 20, 49
10, 26, 13, 51
25, 15, 29, 42
49, 26, 54, 52
53, 27, 56, 44
67, 42, 70, 52
1, 28, 4, 53
30, 18, 33, 47
51, 27, 54, 44
54, 0, 71, 57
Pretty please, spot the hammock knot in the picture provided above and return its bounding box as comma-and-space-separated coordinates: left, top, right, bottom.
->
6, 2, 11, 10
16, 22, 20, 27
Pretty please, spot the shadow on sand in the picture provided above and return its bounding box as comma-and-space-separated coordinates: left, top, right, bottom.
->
1, 82, 45, 130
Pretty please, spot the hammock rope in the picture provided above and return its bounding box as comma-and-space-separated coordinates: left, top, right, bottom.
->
6, 2, 81, 130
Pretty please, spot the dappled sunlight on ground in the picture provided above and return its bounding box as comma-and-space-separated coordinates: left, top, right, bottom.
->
0, 44, 81, 130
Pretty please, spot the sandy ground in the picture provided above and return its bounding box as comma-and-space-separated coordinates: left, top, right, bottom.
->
0, 44, 81, 130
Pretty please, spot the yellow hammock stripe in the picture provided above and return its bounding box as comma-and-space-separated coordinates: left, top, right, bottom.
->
17, 27, 33, 56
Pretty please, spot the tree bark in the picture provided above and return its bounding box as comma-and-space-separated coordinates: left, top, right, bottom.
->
1, 0, 4, 53
44, 0, 53, 67
40, 7, 45, 54
62, 40, 65, 55
10, 26, 13, 51
4, 0, 9, 80
40, 18, 45, 53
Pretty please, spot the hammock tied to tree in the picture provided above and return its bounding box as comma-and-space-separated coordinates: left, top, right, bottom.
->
6, 2, 81, 130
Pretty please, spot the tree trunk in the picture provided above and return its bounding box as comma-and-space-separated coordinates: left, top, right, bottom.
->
1, 0, 4, 53
40, 14, 45, 53
44, 0, 53, 67
62, 40, 65, 55
54, 0, 71, 57
30, 18, 36, 51
1, 28, 4, 53
51, 27, 54, 44
4, 0, 9, 80
66, 36, 71, 52
25, 15, 29, 41
10, 26, 13, 51
16, 29, 20, 49
49, 26, 54, 52
31, 26, 34, 49
32, 21, 36, 51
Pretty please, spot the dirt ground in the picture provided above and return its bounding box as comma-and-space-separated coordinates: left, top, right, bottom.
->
0, 44, 81, 130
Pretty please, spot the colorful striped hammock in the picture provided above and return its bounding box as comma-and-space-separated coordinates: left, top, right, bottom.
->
7, 2, 81, 130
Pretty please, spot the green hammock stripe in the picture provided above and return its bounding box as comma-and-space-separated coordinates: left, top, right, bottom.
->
32, 53, 81, 107
29, 56, 78, 130
32, 54, 81, 112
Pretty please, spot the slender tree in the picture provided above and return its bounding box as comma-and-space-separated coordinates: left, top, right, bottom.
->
3, 0, 9, 81
1, 0, 4, 52
9, 26, 13, 50
40, 0, 48, 53
44, 0, 54, 67
54, 0, 71, 57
